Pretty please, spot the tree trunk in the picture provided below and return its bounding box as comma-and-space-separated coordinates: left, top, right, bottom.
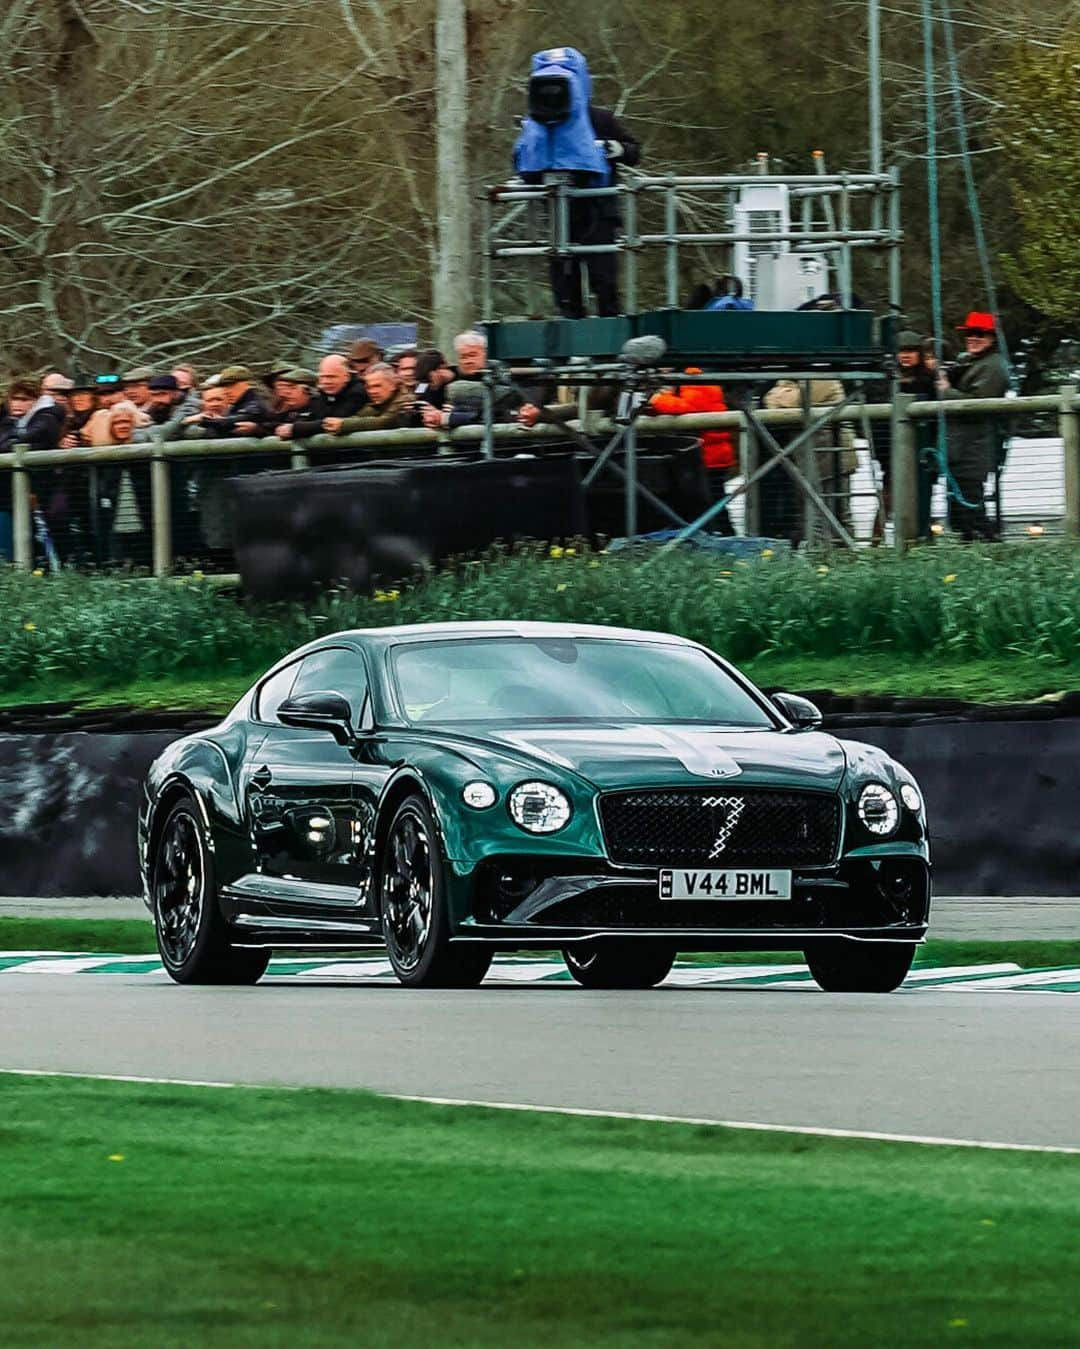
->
433, 0, 472, 350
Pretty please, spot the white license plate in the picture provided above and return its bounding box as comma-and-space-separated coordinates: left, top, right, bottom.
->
659, 869, 792, 901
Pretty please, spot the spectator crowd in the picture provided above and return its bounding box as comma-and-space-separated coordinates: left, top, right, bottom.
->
0, 309, 1012, 567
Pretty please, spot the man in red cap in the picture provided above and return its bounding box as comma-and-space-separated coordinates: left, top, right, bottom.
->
935, 311, 1010, 540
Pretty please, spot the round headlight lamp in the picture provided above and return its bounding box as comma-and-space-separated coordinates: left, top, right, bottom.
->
463, 782, 497, 810
509, 782, 571, 834
857, 783, 899, 836
899, 783, 923, 814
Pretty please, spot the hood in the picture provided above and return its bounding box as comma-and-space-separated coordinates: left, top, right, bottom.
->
530, 46, 592, 102
482, 723, 847, 793
513, 47, 610, 184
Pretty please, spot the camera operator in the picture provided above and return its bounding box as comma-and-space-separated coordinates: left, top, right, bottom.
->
514, 47, 640, 319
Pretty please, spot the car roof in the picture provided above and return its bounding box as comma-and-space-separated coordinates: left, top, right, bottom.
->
332, 620, 696, 648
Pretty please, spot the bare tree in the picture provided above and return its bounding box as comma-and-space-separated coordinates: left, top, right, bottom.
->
0, 0, 438, 373
0, 1, 1072, 377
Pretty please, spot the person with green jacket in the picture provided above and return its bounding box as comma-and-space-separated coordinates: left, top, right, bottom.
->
326, 364, 414, 438
935, 311, 1010, 541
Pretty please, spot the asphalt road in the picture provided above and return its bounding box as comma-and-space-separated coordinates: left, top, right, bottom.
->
4, 972, 1078, 1149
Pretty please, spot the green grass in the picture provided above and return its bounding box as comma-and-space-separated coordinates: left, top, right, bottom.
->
916, 939, 1080, 970
5, 544, 1080, 709
2, 918, 1079, 972
742, 652, 1078, 704
2, 1075, 1079, 1347
0, 918, 156, 953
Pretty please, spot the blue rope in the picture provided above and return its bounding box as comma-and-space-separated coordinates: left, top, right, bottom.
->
922, 0, 981, 511
937, 0, 1016, 388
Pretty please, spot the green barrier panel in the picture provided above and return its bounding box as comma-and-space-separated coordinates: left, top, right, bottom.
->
484, 309, 885, 365
633, 309, 877, 357
483, 316, 633, 362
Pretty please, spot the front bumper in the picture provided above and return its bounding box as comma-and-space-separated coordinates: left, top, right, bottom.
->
455, 849, 931, 947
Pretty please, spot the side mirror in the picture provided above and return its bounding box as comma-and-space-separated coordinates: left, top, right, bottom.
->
773, 691, 823, 731
278, 691, 355, 745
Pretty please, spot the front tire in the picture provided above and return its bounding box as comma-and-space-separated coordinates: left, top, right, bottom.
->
152, 795, 270, 986
804, 939, 916, 993
562, 941, 676, 989
379, 794, 492, 988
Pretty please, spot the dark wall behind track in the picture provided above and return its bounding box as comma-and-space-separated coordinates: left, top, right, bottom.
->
1, 721, 1078, 899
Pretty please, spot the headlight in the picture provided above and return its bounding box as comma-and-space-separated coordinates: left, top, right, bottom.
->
899, 783, 923, 814
857, 783, 899, 836
463, 782, 497, 809
509, 782, 571, 834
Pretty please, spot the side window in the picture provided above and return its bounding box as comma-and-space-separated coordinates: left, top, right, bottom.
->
290, 647, 368, 719
256, 661, 300, 723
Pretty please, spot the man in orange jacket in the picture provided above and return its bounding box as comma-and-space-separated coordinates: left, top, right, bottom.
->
649, 369, 737, 533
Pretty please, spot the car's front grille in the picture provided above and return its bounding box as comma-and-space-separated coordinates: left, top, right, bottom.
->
598, 788, 840, 867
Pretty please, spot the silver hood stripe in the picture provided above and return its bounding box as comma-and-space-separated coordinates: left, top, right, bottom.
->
498, 726, 743, 780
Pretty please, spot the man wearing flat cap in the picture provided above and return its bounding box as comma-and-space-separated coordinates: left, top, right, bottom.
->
122, 366, 155, 414
198, 365, 271, 438
935, 311, 1010, 540
271, 369, 319, 439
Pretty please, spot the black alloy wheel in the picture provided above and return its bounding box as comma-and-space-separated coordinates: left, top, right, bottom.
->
562, 940, 677, 990
152, 796, 270, 985
155, 807, 204, 969
379, 795, 492, 988
804, 939, 916, 993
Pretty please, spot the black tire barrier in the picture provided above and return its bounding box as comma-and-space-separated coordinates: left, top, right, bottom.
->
229, 454, 588, 602
583, 436, 709, 540
227, 442, 708, 602
847, 719, 1080, 899
3, 718, 1079, 899
0, 733, 176, 899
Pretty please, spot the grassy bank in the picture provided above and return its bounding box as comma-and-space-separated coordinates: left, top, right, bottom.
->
3, 1075, 1079, 1347
5, 544, 1080, 708
5, 652, 1073, 715
2, 918, 1079, 971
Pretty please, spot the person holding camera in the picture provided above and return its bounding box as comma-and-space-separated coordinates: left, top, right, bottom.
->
514, 48, 640, 319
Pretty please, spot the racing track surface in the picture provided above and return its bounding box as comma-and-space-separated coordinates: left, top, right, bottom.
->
3, 966, 1079, 1149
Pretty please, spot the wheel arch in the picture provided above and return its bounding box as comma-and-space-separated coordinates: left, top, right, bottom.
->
371, 771, 441, 915
148, 775, 213, 870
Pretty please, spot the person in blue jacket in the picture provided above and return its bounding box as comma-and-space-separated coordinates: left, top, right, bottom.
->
514, 48, 640, 318
706, 275, 754, 312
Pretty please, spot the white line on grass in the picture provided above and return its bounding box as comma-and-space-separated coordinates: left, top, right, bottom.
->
393, 1095, 1080, 1154
3, 1067, 1078, 1155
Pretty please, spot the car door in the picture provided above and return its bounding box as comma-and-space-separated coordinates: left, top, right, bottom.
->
241, 646, 369, 907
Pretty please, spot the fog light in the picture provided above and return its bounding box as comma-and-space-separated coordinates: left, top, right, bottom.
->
463, 782, 497, 810
899, 783, 922, 813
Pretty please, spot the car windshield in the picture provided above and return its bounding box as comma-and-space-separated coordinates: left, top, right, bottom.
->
390, 637, 774, 727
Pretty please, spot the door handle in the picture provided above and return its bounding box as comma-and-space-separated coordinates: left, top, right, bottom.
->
249, 765, 273, 791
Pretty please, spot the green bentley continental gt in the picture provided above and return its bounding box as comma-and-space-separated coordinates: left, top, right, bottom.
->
139, 621, 930, 992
